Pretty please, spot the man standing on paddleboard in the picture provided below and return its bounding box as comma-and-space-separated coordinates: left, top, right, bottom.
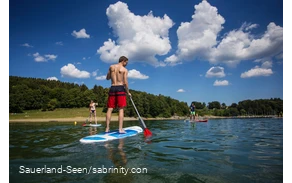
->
190, 103, 196, 121
105, 56, 131, 134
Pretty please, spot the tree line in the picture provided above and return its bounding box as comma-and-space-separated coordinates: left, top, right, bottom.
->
9, 76, 283, 117
9, 76, 189, 118
191, 98, 283, 117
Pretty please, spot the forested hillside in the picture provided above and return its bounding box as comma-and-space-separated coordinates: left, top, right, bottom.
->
9, 76, 189, 118
9, 76, 283, 117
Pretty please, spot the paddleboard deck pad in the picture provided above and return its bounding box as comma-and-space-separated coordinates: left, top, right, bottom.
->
80, 126, 143, 143
82, 124, 102, 127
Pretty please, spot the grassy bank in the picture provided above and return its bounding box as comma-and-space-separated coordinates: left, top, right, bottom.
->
9, 107, 116, 120
9, 108, 187, 122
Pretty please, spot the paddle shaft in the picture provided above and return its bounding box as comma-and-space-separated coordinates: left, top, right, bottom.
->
129, 96, 147, 129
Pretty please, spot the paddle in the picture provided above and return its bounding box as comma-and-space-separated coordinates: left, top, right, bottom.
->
82, 113, 91, 126
129, 96, 152, 137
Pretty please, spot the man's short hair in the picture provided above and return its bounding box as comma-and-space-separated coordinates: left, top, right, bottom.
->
119, 56, 128, 63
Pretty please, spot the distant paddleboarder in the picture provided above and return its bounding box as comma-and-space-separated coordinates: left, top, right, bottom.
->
189, 103, 196, 121
89, 100, 98, 124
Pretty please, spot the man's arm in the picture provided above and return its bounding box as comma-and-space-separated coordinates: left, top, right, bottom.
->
123, 70, 130, 95
106, 67, 111, 80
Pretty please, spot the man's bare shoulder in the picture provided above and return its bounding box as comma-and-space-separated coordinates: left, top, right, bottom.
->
109, 64, 117, 71
121, 66, 128, 72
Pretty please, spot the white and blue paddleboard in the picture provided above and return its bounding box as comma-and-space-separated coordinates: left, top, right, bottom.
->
80, 126, 143, 143
82, 124, 102, 127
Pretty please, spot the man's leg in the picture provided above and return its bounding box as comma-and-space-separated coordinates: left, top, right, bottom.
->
106, 89, 115, 132
105, 108, 113, 132
118, 108, 125, 133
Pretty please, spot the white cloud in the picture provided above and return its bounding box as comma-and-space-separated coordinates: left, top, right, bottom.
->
164, 55, 181, 66
128, 69, 149, 79
243, 23, 259, 31
21, 43, 33, 48
45, 54, 57, 61
253, 58, 273, 68
60, 63, 90, 78
94, 69, 149, 80
213, 80, 229, 86
177, 89, 185, 92
166, 1, 283, 67
33, 52, 46, 62
47, 77, 58, 81
165, 0, 225, 65
210, 22, 283, 66
71, 28, 90, 38
261, 60, 273, 68
240, 66, 273, 78
95, 75, 106, 80
206, 66, 226, 78
97, 1, 174, 66
32, 52, 57, 62
92, 71, 97, 77
55, 41, 63, 46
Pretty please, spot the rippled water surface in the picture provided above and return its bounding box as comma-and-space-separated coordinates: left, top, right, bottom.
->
9, 118, 283, 183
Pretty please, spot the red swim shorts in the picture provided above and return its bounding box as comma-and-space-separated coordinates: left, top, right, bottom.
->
107, 86, 127, 108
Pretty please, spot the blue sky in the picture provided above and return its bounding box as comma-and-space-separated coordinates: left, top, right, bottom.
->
9, 0, 283, 106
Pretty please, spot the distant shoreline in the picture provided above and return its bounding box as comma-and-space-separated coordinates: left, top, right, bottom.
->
8, 116, 187, 123
8, 115, 281, 123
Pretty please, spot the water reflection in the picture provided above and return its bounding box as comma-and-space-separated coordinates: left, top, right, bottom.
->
88, 127, 97, 136
105, 139, 127, 167
103, 138, 134, 182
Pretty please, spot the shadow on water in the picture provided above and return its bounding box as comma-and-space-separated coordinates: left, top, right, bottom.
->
9, 118, 283, 183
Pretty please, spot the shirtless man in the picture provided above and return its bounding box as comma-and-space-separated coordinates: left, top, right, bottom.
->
105, 56, 131, 133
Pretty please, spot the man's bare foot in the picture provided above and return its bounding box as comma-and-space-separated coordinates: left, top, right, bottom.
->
119, 129, 126, 134
105, 127, 110, 133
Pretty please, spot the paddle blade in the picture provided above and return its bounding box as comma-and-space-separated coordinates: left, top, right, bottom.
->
144, 128, 152, 137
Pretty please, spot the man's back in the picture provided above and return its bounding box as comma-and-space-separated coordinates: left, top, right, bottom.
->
109, 63, 127, 86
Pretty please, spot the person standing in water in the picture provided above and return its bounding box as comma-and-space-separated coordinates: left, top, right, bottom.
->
89, 100, 98, 124
189, 103, 196, 121
105, 56, 131, 133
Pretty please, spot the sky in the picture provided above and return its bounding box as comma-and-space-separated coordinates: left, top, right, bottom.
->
8, 0, 283, 106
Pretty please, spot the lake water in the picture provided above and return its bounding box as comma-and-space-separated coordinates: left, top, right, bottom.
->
9, 118, 283, 183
